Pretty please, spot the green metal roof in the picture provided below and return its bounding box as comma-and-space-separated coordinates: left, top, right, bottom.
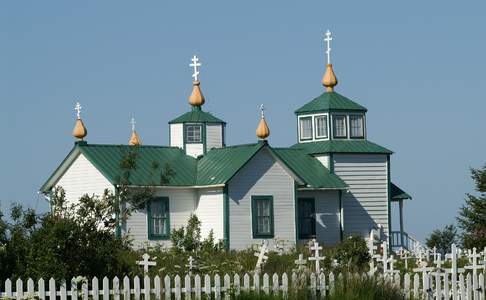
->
273, 148, 347, 189
42, 141, 350, 192
391, 183, 412, 201
291, 139, 393, 155
196, 143, 264, 185
169, 107, 225, 124
295, 91, 367, 114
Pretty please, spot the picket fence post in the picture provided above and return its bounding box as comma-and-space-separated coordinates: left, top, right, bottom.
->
38, 278, 46, 300
164, 275, 171, 300
282, 273, 288, 297
113, 276, 120, 300
194, 274, 201, 300
49, 278, 56, 300
223, 273, 230, 299
27, 278, 34, 299
233, 274, 240, 296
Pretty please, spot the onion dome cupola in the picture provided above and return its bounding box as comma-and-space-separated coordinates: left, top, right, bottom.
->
294, 30, 368, 143
128, 118, 141, 146
256, 104, 270, 140
72, 102, 88, 141
168, 55, 226, 158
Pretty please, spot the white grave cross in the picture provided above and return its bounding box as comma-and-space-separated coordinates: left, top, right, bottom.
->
189, 55, 201, 82
308, 240, 325, 274
137, 253, 157, 274
294, 254, 307, 272
254, 240, 269, 272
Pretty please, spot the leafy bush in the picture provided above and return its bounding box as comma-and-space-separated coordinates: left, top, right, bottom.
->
425, 224, 458, 255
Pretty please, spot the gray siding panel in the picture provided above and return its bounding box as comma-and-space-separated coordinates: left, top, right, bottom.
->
333, 154, 389, 239
297, 190, 341, 246
228, 148, 296, 250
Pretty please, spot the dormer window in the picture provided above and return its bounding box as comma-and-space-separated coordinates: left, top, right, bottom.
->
314, 115, 328, 139
350, 115, 364, 138
299, 117, 313, 140
186, 124, 202, 143
333, 115, 347, 138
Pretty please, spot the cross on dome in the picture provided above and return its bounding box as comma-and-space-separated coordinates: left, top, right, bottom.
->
130, 117, 136, 132
189, 55, 201, 82
260, 104, 265, 118
324, 30, 332, 64
74, 102, 82, 119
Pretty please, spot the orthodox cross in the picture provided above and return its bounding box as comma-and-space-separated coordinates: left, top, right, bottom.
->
324, 30, 332, 64
254, 240, 269, 272
260, 104, 265, 119
308, 240, 325, 274
189, 55, 201, 82
465, 247, 484, 276
137, 253, 157, 274
186, 256, 196, 275
74, 102, 82, 119
294, 254, 307, 272
130, 118, 136, 132
385, 255, 399, 277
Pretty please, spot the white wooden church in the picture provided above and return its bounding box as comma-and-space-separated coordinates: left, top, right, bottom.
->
40, 32, 413, 250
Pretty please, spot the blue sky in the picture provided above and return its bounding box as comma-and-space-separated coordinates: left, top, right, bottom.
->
1, 1, 485, 241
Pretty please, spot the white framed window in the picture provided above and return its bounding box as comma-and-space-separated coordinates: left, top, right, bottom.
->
314, 115, 328, 139
349, 115, 365, 138
299, 117, 313, 141
186, 124, 202, 143
333, 115, 347, 138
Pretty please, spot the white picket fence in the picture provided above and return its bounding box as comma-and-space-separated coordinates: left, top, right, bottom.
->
0, 271, 485, 300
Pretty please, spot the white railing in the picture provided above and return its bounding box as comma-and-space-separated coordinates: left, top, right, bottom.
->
391, 231, 426, 253
0, 271, 484, 300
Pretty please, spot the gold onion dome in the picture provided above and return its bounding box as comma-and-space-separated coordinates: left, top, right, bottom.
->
188, 81, 205, 106
322, 63, 338, 92
72, 118, 87, 140
129, 130, 141, 146
256, 105, 270, 140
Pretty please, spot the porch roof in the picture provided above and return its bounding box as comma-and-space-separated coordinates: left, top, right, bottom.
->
391, 182, 412, 201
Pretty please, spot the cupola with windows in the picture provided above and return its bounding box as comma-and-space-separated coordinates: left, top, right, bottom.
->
169, 55, 226, 158
294, 31, 367, 143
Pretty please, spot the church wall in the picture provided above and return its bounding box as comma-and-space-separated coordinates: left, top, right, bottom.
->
55, 153, 114, 206
169, 124, 184, 148
315, 155, 330, 169
186, 144, 204, 158
195, 188, 224, 241
206, 124, 223, 150
333, 154, 389, 239
228, 148, 296, 250
125, 188, 197, 249
297, 190, 341, 246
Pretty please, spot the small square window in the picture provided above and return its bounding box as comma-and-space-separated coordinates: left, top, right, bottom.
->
251, 196, 274, 238
299, 117, 313, 141
333, 115, 347, 138
186, 125, 202, 143
314, 115, 328, 139
148, 197, 170, 240
350, 115, 364, 138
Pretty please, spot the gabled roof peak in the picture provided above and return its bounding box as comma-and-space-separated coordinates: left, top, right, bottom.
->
295, 91, 367, 114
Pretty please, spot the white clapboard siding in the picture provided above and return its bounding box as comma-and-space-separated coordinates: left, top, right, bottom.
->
185, 144, 204, 158
206, 124, 224, 150
124, 188, 197, 249
169, 124, 184, 148
333, 154, 389, 238
195, 188, 225, 240
55, 153, 113, 206
228, 148, 296, 250
2, 272, 482, 299
297, 190, 341, 245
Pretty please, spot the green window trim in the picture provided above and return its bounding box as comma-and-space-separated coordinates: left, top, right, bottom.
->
251, 195, 275, 238
185, 124, 203, 144
147, 197, 171, 240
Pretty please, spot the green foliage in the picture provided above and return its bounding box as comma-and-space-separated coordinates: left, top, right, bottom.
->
425, 224, 458, 255
457, 164, 486, 249
0, 187, 137, 281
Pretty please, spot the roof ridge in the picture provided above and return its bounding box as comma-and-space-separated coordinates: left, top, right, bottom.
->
79, 143, 179, 149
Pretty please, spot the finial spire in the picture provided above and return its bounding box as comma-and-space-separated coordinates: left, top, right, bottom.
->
321, 30, 338, 92
324, 30, 332, 65
190, 55, 201, 82
72, 101, 87, 140
256, 104, 270, 140
129, 117, 141, 146
75, 102, 82, 119
188, 55, 205, 107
